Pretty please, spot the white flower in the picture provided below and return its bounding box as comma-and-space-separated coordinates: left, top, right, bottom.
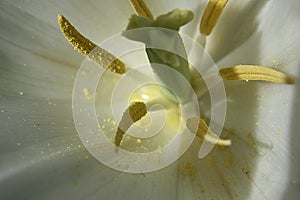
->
0, 0, 299, 199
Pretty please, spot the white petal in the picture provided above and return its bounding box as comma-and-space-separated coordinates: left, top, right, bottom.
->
176, 137, 258, 200
0, 1, 202, 199
2, 0, 299, 199
5, 0, 133, 40
206, 0, 300, 64
203, 0, 300, 199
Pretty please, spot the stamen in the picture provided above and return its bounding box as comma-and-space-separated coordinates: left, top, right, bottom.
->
58, 15, 125, 74
200, 0, 228, 36
115, 102, 147, 146
129, 0, 154, 20
187, 117, 231, 146
219, 65, 294, 84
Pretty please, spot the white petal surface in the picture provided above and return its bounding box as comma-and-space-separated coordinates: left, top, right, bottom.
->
204, 0, 300, 199
0, 1, 198, 199
1, 0, 300, 200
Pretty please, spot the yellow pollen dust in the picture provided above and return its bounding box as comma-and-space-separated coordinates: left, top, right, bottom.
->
129, 0, 154, 20
115, 102, 147, 146
200, 0, 228, 36
186, 117, 232, 146
219, 65, 294, 84
57, 15, 125, 74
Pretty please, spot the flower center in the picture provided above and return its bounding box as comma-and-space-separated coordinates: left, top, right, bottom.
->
58, 0, 293, 157
115, 83, 183, 150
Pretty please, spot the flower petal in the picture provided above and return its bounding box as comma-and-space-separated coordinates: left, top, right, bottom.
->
206, 1, 300, 198
205, 0, 300, 65
2, 0, 299, 199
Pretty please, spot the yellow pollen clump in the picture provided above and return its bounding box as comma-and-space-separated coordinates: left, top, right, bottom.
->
247, 132, 257, 149
58, 15, 125, 74
219, 65, 294, 84
200, 0, 228, 35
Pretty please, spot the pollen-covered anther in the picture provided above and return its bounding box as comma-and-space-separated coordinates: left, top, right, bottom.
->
219, 65, 294, 84
200, 0, 228, 36
57, 14, 125, 74
187, 117, 231, 146
115, 102, 147, 146
129, 0, 154, 20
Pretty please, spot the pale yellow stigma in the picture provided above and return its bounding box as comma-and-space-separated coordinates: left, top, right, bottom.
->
58, 15, 125, 74
129, 0, 154, 20
115, 102, 147, 146
219, 65, 294, 84
187, 117, 232, 146
200, 0, 228, 36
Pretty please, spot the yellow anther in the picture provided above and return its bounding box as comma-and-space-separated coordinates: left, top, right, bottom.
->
115, 102, 147, 146
186, 117, 231, 146
200, 0, 228, 35
129, 0, 154, 20
58, 15, 125, 74
219, 65, 293, 84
